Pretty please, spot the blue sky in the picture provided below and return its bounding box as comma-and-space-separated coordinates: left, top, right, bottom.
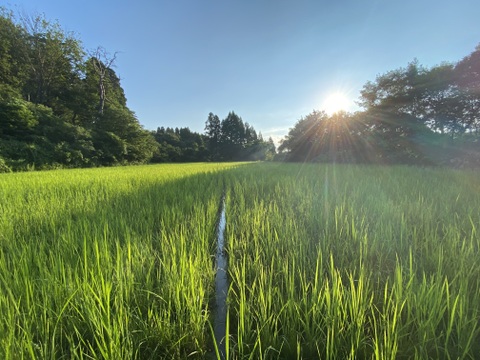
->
5, 0, 480, 142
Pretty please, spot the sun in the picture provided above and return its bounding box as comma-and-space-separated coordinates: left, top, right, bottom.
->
322, 92, 351, 115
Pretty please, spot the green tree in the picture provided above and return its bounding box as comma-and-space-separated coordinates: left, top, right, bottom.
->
220, 111, 246, 160
20, 13, 84, 111
455, 45, 480, 134
94, 106, 156, 164
221, 111, 245, 145
31, 103, 95, 167
279, 110, 373, 163
358, 59, 476, 136
278, 110, 328, 161
204, 112, 221, 160
0, 8, 28, 94
455, 44, 480, 96
152, 127, 208, 162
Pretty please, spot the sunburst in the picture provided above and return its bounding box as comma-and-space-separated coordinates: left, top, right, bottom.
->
322, 92, 351, 115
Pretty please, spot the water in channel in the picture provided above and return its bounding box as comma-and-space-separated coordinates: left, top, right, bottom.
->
213, 195, 228, 359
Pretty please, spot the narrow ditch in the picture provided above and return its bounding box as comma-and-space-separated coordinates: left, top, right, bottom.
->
213, 194, 228, 359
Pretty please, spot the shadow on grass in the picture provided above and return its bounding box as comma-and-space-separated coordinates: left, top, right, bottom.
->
0, 163, 258, 359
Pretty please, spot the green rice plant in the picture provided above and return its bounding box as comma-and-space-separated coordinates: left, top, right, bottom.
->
1, 162, 479, 359
223, 163, 480, 359
0, 163, 242, 359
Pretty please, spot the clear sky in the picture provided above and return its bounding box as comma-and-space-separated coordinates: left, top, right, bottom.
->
4, 0, 480, 142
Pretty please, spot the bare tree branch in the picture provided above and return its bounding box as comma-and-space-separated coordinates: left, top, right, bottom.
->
90, 46, 118, 115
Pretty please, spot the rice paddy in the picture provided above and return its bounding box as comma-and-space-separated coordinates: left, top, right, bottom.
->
0, 163, 479, 359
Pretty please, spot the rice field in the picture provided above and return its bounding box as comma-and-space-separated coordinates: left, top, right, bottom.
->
0, 162, 479, 359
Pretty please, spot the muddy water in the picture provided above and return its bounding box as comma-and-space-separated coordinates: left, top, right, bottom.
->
213, 196, 228, 359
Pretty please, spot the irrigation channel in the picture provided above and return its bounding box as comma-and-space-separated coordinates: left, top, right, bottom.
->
213, 194, 228, 359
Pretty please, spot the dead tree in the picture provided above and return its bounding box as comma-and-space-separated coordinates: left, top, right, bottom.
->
90, 47, 117, 115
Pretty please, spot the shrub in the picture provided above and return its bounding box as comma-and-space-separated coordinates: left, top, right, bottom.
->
0, 156, 12, 173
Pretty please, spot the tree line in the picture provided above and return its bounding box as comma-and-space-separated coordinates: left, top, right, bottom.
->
0, 8, 273, 172
279, 49, 480, 167
152, 112, 275, 163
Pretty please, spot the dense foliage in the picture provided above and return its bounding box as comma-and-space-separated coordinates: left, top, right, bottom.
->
0, 9, 157, 171
279, 50, 480, 167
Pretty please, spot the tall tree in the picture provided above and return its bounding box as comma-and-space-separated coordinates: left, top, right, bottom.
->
358, 59, 476, 135
358, 60, 427, 119
204, 112, 221, 160
20, 13, 84, 110
221, 111, 246, 146
455, 45, 480, 133
244, 122, 258, 144
455, 45, 480, 96
0, 8, 28, 95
